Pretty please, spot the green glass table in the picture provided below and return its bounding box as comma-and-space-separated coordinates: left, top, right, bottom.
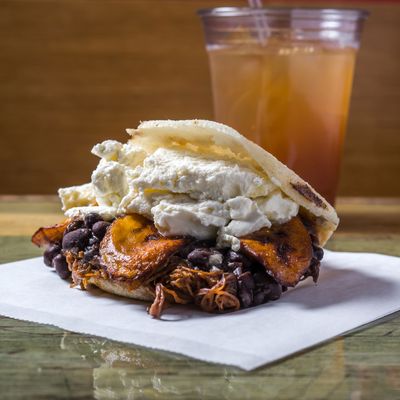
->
1, 196, 399, 400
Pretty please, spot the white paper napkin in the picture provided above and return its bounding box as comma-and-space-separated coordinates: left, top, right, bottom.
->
1, 250, 399, 371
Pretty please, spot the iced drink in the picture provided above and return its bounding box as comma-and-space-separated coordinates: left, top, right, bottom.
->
199, 8, 367, 205
209, 43, 356, 204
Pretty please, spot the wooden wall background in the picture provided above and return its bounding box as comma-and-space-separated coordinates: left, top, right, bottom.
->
0, 0, 399, 196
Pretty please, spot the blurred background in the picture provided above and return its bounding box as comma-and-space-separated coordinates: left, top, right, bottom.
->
0, 0, 399, 196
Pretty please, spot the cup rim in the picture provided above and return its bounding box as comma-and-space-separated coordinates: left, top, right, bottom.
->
198, 7, 369, 21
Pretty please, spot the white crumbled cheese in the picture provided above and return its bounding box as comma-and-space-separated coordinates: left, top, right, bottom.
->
152, 198, 228, 240
91, 159, 128, 207
91, 140, 122, 161
256, 191, 299, 224
58, 183, 96, 211
118, 143, 148, 168
209, 253, 223, 266
58, 140, 300, 248
222, 196, 271, 237
119, 189, 153, 218
218, 233, 241, 252
65, 206, 117, 220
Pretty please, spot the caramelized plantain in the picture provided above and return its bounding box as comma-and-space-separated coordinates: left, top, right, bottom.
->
31, 219, 71, 248
100, 214, 187, 285
240, 217, 313, 287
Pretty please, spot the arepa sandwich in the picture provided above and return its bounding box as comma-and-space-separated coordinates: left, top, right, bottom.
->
32, 120, 338, 317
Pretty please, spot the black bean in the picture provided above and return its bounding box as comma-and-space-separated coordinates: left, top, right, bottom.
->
238, 286, 253, 308
233, 266, 243, 277
253, 272, 269, 287
252, 271, 282, 301
253, 290, 266, 306
264, 282, 282, 301
238, 271, 255, 291
226, 250, 243, 263
225, 261, 242, 272
252, 272, 262, 284
187, 248, 210, 267
84, 213, 102, 228
88, 236, 99, 246
313, 246, 324, 261
178, 241, 210, 258
62, 228, 91, 251
225, 250, 251, 269
43, 244, 61, 267
52, 254, 71, 279
237, 272, 256, 308
92, 221, 110, 240
187, 248, 212, 269
224, 273, 238, 293
308, 258, 320, 282
64, 219, 84, 234
83, 244, 100, 263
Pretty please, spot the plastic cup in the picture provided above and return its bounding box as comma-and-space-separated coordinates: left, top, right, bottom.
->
198, 7, 368, 205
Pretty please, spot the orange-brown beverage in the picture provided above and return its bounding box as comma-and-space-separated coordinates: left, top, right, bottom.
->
199, 8, 367, 205
209, 44, 356, 204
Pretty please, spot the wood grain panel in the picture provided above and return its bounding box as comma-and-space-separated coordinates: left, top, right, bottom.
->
339, 4, 400, 197
0, 1, 399, 196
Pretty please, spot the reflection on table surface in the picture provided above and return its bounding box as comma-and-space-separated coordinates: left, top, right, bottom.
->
1, 312, 398, 400
60, 316, 399, 400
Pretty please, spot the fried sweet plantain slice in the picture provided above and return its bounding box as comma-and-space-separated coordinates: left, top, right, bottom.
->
31, 219, 71, 248
240, 216, 312, 287
100, 214, 187, 286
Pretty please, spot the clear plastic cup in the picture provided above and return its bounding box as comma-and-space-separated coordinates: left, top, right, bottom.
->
198, 7, 368, 205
